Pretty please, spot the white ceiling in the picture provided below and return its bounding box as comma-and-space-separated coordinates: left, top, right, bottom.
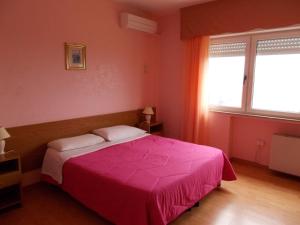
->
115, 0, 214, 15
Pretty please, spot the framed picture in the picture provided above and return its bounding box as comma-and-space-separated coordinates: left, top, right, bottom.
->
65, 43, 86, 70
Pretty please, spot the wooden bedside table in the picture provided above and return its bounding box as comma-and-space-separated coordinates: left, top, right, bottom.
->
0, 151, 22, 211
139, 121, 163, 136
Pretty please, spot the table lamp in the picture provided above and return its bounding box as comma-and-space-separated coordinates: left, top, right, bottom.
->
0, 127, 10, 155
143, 106, 154, 124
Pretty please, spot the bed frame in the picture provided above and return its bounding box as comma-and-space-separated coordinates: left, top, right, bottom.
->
6, 109, 156, 172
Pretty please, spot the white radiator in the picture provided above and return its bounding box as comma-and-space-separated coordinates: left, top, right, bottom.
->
270, 134, 300, 177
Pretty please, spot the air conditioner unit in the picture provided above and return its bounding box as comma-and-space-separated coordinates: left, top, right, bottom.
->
120, 13, 157, 34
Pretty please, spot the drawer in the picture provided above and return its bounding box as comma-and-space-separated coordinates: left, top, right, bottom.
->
0, 171, 21, 189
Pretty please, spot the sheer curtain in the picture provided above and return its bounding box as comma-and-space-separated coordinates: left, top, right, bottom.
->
182, 36, 210, 145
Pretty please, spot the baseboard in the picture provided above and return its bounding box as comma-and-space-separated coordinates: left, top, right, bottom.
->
22, 169, 41, 187
230, 157, 269, 169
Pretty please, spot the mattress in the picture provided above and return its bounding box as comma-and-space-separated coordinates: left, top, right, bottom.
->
42, 135, 236, 225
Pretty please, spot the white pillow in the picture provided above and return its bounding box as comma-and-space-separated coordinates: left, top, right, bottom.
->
48, 134, 105, 151
93, 125, 146, 141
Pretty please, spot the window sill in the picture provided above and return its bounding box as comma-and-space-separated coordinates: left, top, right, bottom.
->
209, 109, 300, 124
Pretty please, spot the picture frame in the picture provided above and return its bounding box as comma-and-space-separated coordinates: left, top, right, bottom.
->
65, 43, 86, 70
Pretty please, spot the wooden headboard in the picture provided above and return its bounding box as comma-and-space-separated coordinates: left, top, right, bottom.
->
6, 109, 153, 172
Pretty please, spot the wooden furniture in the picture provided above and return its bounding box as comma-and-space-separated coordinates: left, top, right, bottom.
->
139, 121, 163, 136
0, 151, 22, 210
6, 109, 149, 172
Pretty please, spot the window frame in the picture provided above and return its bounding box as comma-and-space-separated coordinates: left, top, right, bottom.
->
247, 30, 300, 120
208, 29, 300, 120
208, 36, 251, 113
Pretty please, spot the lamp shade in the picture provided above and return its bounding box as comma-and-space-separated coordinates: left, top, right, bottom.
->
143, 106, 154, 115
0, 127, 10, 140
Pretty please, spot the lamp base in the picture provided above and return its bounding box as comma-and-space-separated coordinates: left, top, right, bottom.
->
145, 114, 152, 124
0, 140, 5, 155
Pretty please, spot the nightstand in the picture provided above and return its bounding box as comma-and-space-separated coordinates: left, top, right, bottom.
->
139, 121, 163, 136
0, 151, 22, 211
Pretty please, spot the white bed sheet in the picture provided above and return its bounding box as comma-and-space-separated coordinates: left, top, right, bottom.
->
41, 133, 150, 184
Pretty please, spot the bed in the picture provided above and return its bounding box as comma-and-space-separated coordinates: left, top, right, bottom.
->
42, 131, 236, 225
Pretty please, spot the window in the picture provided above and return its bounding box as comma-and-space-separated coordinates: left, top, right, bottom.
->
207, 30, 300, 120
251, 37, 300, 115
207, 42, 247, 109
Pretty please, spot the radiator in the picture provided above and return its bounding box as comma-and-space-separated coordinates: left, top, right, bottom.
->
270, 134, 300, 177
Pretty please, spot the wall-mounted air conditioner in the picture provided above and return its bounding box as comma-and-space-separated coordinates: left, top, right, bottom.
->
120, 13, 158, 34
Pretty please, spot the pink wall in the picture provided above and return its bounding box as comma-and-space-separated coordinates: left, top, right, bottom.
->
158, 12, 184, 139
2, 0, 300, 167
207, 112, 232, 157
159, 12, 300, 166
0, 0, 160, 128
231, 115, 300, 165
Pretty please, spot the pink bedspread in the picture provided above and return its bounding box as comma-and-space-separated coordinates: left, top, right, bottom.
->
61, 135, 236, 225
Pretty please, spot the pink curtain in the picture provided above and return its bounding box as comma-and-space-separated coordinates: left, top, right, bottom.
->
182, 36, 210, 145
